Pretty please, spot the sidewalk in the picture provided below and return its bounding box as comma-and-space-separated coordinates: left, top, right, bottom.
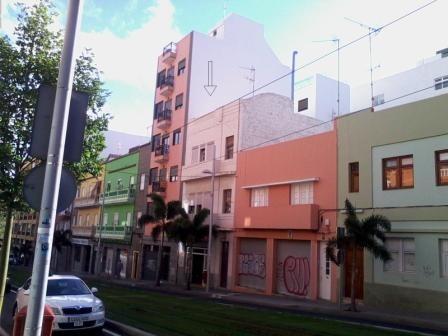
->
84, 275, 448, 336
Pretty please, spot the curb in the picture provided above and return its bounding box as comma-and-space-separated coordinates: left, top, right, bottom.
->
106, 319, 156, 336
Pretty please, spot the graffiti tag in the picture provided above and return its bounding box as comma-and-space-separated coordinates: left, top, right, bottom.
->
238, 253, 266, 279
283, 256, 310, 296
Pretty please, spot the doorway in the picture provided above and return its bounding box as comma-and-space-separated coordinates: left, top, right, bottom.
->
220, 241, 229, 288
132, 251, 139, 279
319, 242, 331, 300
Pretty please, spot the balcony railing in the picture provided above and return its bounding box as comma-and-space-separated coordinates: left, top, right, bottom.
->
160, 75, 174, 97
73, 195, 99, 208
99, 188, 135, 205
154, 144, 169, 163
156, 109, 172, 130
151, 180, 167, 195
95, 225, 132, 240
162, 42, 177, 64
72, 225, 96, 238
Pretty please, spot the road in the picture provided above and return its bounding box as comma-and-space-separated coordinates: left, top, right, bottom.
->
0, 290, 123, 336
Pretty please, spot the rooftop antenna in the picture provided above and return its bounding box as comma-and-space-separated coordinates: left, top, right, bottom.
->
240, 66, 256, 97
313, 38, 340, 118
345, 17, 381, 111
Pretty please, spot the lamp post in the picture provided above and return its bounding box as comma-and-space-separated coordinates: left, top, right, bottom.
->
202, 144, 215, 293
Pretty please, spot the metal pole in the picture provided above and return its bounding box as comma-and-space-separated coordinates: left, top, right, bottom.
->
368, 31, 374, 111
95, 182, 106, 274
337, 39, 340, 117
206, 144, 215, 293
24, 1, 84, 334
291, 51, 298, 102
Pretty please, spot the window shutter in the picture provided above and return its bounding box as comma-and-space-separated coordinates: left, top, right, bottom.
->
206, 143, 215, 161
192, 147, 199, 163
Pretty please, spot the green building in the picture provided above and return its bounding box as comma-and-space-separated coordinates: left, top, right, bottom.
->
98, 151, 139, 278
337, 93, 448, 315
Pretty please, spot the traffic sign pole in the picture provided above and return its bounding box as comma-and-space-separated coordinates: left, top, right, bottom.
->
24, 1, 84, 335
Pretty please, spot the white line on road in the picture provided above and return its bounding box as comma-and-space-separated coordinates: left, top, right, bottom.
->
103, 328, 122, 336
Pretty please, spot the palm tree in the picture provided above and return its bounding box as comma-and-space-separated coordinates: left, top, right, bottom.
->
165, 208, 218, 290
326, 199, 391, 312
139, 193, 183, 286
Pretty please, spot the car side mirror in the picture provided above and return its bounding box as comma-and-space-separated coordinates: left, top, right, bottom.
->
24, 289, 30, 296
91, 287, 98, 294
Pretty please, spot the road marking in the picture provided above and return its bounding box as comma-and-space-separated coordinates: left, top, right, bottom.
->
103, 329, 122, 336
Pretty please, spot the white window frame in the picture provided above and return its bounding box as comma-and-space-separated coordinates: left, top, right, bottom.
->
103, 213, 108, 226
291, 182, 314, 205
384, 238, 416, 273
251, 187, 269, 207
113, 212, 119, 226
126, 212, 132, 226
441, 240, 448, 278
140, 173, 146, 191
435, 75, 448, 90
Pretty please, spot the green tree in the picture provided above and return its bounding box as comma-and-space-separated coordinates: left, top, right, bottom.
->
326, 199, 391, 312
0, 0, 110, 310
139, 193, 184, 286
165, 207, 217, 290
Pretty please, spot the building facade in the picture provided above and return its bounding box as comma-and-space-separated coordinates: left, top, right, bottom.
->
337, 93, 448, 314
97, 152, 138, 279
233, 128, 338, 301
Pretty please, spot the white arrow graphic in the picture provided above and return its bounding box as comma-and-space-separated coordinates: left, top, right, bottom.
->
204, 60, 217, 96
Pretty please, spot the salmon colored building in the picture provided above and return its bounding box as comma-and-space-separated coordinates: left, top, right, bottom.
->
233, 128, 338, 302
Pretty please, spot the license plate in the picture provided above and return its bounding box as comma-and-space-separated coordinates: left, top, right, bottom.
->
69, 316, 89, 326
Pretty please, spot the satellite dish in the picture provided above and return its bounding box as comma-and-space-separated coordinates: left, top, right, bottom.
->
23, 165, 77, 213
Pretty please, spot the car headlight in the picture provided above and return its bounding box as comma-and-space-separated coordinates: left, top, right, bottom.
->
50, 306, 62, 315
92, 304, 104, 312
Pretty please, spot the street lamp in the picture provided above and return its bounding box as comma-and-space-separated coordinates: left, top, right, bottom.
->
202, 144, 215, 293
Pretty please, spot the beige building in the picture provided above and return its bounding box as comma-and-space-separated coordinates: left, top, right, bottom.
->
181, 93, 330, 288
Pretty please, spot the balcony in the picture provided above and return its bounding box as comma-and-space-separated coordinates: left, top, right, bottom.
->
99, 188, 135, 205
72, 225, 96, 238
238, 204, 319, 230
159, 75, 174, 97
95, 225, 131, 241
181, 158, 236, 182
154, 144, 169, 163
162, 42, 177, 65
151, 180, 167, 196
73, 195, 99, 208
156, 109, 172, 130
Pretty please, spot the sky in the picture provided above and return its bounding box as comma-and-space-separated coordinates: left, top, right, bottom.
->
1, 0, 447, 136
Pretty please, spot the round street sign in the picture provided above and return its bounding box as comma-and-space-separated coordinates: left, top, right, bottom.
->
23, 165, 77, 213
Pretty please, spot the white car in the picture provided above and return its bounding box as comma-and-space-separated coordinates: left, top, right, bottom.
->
14, 275, 105, 333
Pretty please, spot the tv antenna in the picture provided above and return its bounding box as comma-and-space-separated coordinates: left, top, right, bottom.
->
240, 66, 256, 97
313, 38, 340, 118
345, 17, 381, 111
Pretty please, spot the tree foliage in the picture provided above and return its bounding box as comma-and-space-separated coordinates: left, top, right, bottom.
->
0, 0, 110, 214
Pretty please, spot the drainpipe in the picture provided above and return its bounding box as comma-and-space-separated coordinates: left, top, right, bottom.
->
291, 51, 298, 103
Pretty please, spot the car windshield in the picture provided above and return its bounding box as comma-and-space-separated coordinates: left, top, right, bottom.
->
46, 279, 91, 296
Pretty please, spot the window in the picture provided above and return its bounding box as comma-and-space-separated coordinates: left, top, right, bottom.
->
150, 168, 159, 183
103, 213, 108, 226
441, 240, 448, 277
383, 155, 414, 190
159, 168, 167, 182
175, 93, 183, 110
94, 214, 98, 226
173, 129, 181, 145
113, 213, 119, 226
78, 215, 83, 226
222, 189, 232, 213
117, 179, 123, 190
154, 101, 163, 119
140, 173, 146, 191
86, 215, 90, 226
373, 94, 385, 106
199, 147, 206, 162
106, 181, 111, 192
130, 176, 135, 190
156, 69, 166, 87
436, 150, 448, 186
298, 98, 308, 112
188, 205, 195, 214
435, 75, 448, 90
384, 238, 416, 273
225, 136, 234, 160
291, 182, 313, 205
152, 134, 161, 152
191, 146, 199, 163
178, 58, 186, 76
251, 187, 269, 207
349, 162, 359, 193
170, 166, 178, 182
196, 204, 202, 212
126, 212, 132, 226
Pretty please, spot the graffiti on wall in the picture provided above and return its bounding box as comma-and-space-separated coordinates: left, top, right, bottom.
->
281, 256, 310, 296
238, 253, 266, 279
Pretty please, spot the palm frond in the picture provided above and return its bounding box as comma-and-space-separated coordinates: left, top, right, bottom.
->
326, 238, 341, 265
149, 193, 167, 220
151, 223, 163, 241
166, 200, 183, 220
193, 208, 210, 228
361, 215, 391, 242
364, 236, 392, 262
138, 214, 155, 226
